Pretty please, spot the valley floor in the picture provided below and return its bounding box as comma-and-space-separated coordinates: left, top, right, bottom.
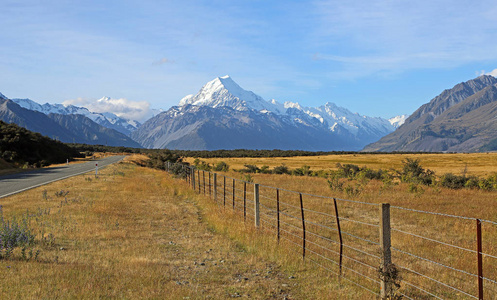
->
0, 161, 320, 299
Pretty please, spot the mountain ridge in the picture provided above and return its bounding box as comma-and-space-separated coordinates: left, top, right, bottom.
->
0, 97, 141, 147
132, 76, 402, 150
11, 97, 140, 136
363, 75, 497, 152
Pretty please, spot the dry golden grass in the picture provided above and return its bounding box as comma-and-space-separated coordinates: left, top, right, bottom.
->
186, 152, 497, 177
0, 160, 368, 299
194, 152, 497, 299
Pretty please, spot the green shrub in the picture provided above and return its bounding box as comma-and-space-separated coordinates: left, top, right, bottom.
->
259, 165, 271, 174
240, 164, 260, 173
213, 161, 229, 172
440, 173, 468, 189
273, 164, 290, 175
399, 158, 434, 185
293, 165, 311, 176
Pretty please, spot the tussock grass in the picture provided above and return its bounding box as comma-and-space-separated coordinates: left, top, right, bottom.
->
0, 159, 368, 299
186, 152, 497, 177
200, 154, 497, 299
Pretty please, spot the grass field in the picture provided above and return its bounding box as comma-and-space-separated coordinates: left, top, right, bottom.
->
182, 152, 497, 298
0, 158, 368, 299
1, 153, 496, 298
185, 152, 497, 177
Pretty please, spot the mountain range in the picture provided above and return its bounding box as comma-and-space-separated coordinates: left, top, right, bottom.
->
131, 76, 403, 150
0, 94, 141, 148
363, 75, 497, 152
12, 97, 140, 136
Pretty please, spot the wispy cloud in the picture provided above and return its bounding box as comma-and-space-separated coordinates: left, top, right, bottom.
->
312, 0, 497, 77
63, 97, 154, 122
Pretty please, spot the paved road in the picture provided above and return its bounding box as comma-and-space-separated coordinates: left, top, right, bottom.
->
0, 155, 125, 199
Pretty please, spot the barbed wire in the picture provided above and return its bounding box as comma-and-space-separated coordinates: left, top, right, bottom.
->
392, 247, 477, 279
397, 264, 478, 299
306, 256, 380, 296
305, 238, 377, 271
391, 227, 477, 254
401, 280, 444, 300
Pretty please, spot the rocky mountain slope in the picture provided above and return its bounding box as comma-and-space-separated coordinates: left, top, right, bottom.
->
12, 97, 140, 136
133, 76, 401, 150
0, 96, 141, 147
363, 75, 497, 152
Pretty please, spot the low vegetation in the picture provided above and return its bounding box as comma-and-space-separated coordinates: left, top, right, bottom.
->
2, 161, 353, 298
0, 121, 82, 168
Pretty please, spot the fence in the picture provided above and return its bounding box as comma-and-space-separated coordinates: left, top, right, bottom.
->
166, 162, 497, 299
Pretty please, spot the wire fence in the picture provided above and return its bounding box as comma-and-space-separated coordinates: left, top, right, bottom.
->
167, 163, 497, 299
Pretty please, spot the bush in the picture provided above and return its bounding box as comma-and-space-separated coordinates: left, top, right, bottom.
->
0, 206, 36, 259
213, 161, 229, 172
399, 158, 434, 185
240, 164, 259, 173
440, 173, 468, 189
293, 165, 311, 176
259, 165, 271, 174
273, 164, 290, 175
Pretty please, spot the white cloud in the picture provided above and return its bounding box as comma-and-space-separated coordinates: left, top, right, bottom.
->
486, 69, 497, 77
63, 97, 154, 122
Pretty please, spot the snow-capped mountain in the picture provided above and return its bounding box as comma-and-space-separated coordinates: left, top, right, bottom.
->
11, 98, 140, 136
0, 97, 141, 147
132, 76, 400, 150
179, 75, 396, 138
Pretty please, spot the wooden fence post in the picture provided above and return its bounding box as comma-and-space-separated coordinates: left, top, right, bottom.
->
380, 203, 392, 299
203, 171, 206, 195
232, 178, 235, 210
223, 176, 226, 207
243, 182, 247, 221
254, 184, 260, 228
213, 173, 217, 202
198, 170, 201, 193
192, 167, 195, 190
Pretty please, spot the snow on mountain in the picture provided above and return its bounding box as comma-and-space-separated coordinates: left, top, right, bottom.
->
11, 98, 140, 136
179, 75, 285, 114
0, 92, 7, 100
178, 75, 395, 139
388, 114, 408, 128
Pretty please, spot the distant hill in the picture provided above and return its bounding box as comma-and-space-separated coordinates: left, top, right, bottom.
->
0, 97, 141, 148
132, 75, 401, 150
0, 120, 81, 167
363, 75, 497, 152
11, 97, 140, 136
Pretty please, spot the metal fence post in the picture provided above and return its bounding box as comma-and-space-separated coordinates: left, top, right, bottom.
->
380, 203, 392, 299
300, 193, 306, 259
334, 198, 343, 275
232, 178, 235, 210
277, 189, 280, 242
477, 219, 483, 300
254, 184, 260, 228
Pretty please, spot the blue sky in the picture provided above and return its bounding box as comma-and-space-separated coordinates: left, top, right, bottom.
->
1, 0, 497, 121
